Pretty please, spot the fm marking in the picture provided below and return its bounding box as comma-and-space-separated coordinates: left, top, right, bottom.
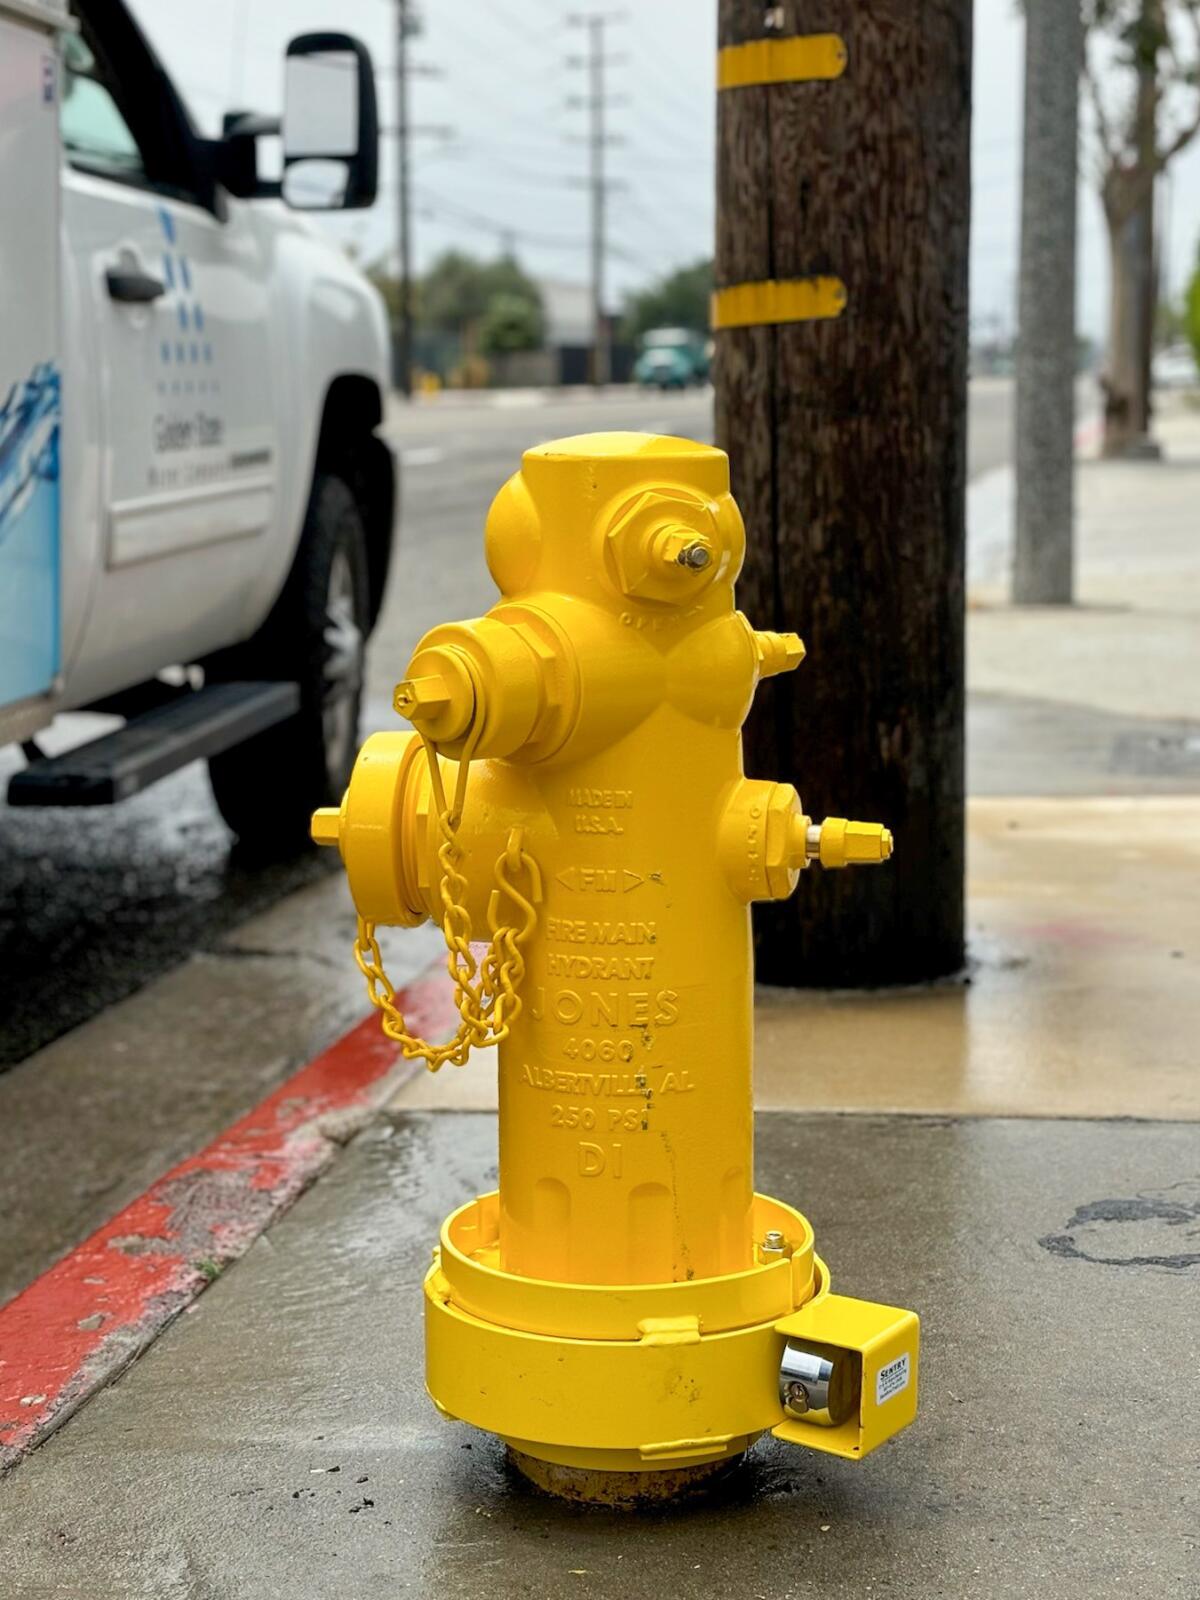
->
555, 866, 647, 893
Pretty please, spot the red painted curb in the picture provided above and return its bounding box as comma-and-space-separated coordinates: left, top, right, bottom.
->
0, 963, 456, 1472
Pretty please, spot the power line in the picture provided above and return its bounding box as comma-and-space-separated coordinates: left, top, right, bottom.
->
475, 0, 562, 60
429, 21, 566, 143
413, 185, 588, 251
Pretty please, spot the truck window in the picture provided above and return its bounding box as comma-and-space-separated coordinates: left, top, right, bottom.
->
59, 31, 146, 182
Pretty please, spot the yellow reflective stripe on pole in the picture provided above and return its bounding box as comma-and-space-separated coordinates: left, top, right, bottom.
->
711, 277, 848, 331
717, 34, 847, 91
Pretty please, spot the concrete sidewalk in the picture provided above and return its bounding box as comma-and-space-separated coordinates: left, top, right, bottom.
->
4, 1111, 1197, 1599
968, 395, 1200, 790
2, 403, 1199, 1597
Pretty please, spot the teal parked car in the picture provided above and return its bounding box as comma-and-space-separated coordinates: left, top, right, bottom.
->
633, 327, 710, 389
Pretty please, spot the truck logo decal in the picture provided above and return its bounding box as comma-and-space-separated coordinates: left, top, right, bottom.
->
0, 362, 61, 699
0, 363, 60, 545
154, 207, 215, 400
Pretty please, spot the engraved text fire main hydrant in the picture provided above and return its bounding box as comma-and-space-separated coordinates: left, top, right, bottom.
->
312, 432, 919, 1503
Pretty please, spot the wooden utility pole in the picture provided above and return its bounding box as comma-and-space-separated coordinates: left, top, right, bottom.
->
1014, 0, 1081, 604
715, 1, 972, 987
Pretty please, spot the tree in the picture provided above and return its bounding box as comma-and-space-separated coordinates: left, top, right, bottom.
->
368, 250, 545, 376
366, 265, 420, 330
715, 1, 971, 987
1188, 249, 1200, 364
1084, 1, 1200, 454
1156, 294, 1188, 346
420, 251, 535, 335
480, 292, 545, 356
622, 259, 713, 343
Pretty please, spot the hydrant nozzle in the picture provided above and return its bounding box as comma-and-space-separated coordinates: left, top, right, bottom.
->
801, 816, 895, 869
310, 806, 340, 847
393, 673, 451, 718
755, 629, 806, 678
317, 431, 919, 1502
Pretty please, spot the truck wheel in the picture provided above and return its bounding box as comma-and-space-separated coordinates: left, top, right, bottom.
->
208, 473, 369, 854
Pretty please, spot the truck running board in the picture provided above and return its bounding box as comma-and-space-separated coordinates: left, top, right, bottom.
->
7, 681, 300, 807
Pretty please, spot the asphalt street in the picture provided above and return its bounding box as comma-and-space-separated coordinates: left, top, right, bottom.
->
0, 382, 1020, 1067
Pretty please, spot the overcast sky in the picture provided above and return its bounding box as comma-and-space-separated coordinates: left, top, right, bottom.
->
128, 0, 1200, 343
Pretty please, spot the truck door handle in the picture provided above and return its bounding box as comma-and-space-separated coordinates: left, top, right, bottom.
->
105, 266, 166, 304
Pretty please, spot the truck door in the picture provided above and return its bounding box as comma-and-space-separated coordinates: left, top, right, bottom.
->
59, 11, 280, 692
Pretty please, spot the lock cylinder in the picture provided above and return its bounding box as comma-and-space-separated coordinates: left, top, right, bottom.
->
313, 432, 919, 1504
780, 1339, 859, 1427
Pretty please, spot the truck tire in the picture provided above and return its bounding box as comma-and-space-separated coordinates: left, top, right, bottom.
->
207, 473, 369, 854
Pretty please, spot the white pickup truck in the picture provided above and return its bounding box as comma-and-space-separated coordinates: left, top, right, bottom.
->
0, 0, 396, 851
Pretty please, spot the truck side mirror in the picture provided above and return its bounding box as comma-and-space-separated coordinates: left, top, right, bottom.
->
282, 33, 378, 211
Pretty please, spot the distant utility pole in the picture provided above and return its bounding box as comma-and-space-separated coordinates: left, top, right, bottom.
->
568, 13, 624, 387
715, 1, 972, 988
395, 0, 414, 398
1014, 0, 1082, 604
587, 17, 608, 386
390, 5, 451, 398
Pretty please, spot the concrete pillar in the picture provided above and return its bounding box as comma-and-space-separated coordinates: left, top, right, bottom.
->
1013, 0, 1082, 605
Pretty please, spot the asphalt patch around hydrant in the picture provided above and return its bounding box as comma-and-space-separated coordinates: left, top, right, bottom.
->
1, 1110, 1196, 1599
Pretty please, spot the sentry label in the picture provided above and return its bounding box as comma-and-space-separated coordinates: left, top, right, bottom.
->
876, 1352, 911, 1406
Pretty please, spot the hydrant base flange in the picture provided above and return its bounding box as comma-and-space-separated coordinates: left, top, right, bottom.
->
425, 1189, 920, 1492
425, 1190, 824, 1482
505, 1447, 747, 1508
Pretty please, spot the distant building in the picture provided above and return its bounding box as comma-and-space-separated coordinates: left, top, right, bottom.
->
538, 278, 593, 348
533, 278, 630, 385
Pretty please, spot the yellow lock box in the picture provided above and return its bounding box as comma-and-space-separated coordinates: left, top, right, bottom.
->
313, 432, 918, 1503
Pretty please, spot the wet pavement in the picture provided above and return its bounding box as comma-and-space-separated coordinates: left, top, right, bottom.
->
2, 1109, 1196, 1599
396, 796, 1200, 1125
0, 746, 336, 1067
0, 869, 440, 1309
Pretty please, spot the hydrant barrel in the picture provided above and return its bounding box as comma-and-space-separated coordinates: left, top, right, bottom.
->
497, 716, 756, 1287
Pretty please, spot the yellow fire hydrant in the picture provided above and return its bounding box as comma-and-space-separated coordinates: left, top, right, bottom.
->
313, 432, 918, 1503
